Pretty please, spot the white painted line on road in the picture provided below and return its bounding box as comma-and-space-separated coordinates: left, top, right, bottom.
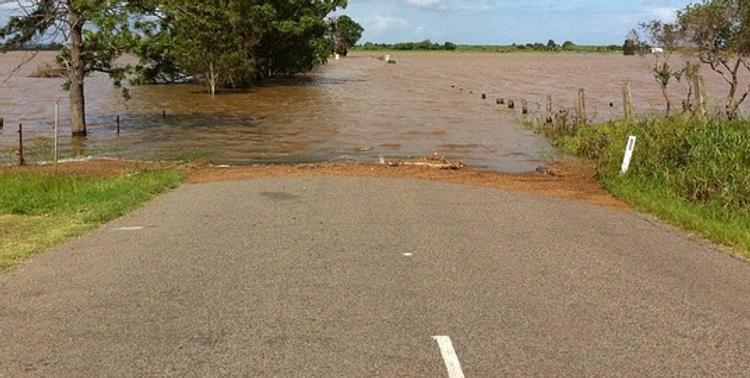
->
433, 336, 465, 378
114, 227, 144, 231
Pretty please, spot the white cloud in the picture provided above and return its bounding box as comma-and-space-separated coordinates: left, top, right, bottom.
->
651, 6, 678, 22
365, 14, 410, 35
405, 0, 449, 10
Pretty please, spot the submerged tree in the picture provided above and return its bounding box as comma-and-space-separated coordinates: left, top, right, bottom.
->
328, 15, 363, 56
0, 0, 140, 136
135, 0, 347, 90
253, 0, 347, 79
147, 2, 260, 94
623, 29, 644, 56
639, 20, 684, 113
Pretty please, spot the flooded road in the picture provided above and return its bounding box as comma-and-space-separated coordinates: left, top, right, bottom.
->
1, 51, 744, 171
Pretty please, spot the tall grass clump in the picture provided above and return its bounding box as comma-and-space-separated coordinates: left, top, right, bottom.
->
538, 115, 750, 256
566, 117, 749, 210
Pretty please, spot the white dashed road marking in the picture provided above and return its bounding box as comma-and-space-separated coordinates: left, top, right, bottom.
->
433, 336, 465, 378
113, 227, 144, 231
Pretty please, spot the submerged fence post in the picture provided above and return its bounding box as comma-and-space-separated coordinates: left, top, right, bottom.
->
693, 75, 706, 117
576, 88, 586, 127
116, 115, 120, 135
18, 123, 24, 166
54, 99, 60, 165
623, 81, 634, 121
0, 116, 4, 129
546, 95, 553, 124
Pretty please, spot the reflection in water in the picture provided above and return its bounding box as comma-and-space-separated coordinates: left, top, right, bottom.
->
3, 51, 749, 170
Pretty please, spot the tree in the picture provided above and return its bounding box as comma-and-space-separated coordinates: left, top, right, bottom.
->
329, 15, 363, 56
253, 0, 347, 79
623, 29, 642, 56
546, 39, 558, 50
144, 2, 260, 94
0, 0, 140, 136
640, 20, 684, 113
562, 41, 575, 50
134, 1, 346, 89
678, 0, 750, 118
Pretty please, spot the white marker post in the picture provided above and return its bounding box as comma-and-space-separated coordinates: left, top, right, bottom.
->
621, 135, 637, 174
334, 53, 340, 60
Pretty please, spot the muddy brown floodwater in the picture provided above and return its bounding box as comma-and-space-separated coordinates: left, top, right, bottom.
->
1, 51, 746, 171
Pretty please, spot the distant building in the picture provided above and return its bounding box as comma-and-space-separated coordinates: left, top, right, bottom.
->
650, 47, 664, 54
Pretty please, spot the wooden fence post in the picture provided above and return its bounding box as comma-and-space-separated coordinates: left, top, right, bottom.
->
693, 75, 706, 117
18, 123, 24, 166
623, 81, 634, 121
576, 88, 586, 127
546, 95, 553, 124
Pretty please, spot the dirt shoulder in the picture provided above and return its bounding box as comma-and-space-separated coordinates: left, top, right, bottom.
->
1, 158, 627, 211
185, 160, 627, 210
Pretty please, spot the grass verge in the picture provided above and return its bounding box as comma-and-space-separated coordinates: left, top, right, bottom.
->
534, 115, 750, 259
0, 168, 184, 270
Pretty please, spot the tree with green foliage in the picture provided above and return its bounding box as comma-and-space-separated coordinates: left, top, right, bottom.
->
0, 0, 141, 136
329, 15, 363, 56
253, 0, 347, 79
639, 20, 685, 113
144, 1, 261, 94
678, 0, 750, 118
623, 30, 642, 56
135, 0, 346, 87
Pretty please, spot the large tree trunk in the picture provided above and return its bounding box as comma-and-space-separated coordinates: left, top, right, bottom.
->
67, 2, 86, 137
206, 62, 217, 95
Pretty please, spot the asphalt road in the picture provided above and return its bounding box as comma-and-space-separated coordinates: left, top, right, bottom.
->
1, 177, 749, 377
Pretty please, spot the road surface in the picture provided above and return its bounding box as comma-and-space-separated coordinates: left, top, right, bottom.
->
1, 177, 749, 376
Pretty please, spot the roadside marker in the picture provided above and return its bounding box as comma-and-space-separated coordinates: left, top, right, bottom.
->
432, 336, 465, 378
403, 253, 413, 257
621, 135, 637, 174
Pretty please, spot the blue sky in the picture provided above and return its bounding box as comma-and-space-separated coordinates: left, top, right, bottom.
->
337, 0, 694, 45
0, 0, 694, 46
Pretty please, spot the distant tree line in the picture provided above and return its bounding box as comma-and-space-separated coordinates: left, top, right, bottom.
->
358, 40, 457, 51
510, 40, 620, 52
355, 40, 621, 53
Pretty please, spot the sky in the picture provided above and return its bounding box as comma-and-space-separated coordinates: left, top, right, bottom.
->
336, 0, 694, 45
0, 0, 695, 46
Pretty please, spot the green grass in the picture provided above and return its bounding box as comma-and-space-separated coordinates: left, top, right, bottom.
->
534, 115, 750, 258
602, 175, 750, 256
0, 169, 185, 270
